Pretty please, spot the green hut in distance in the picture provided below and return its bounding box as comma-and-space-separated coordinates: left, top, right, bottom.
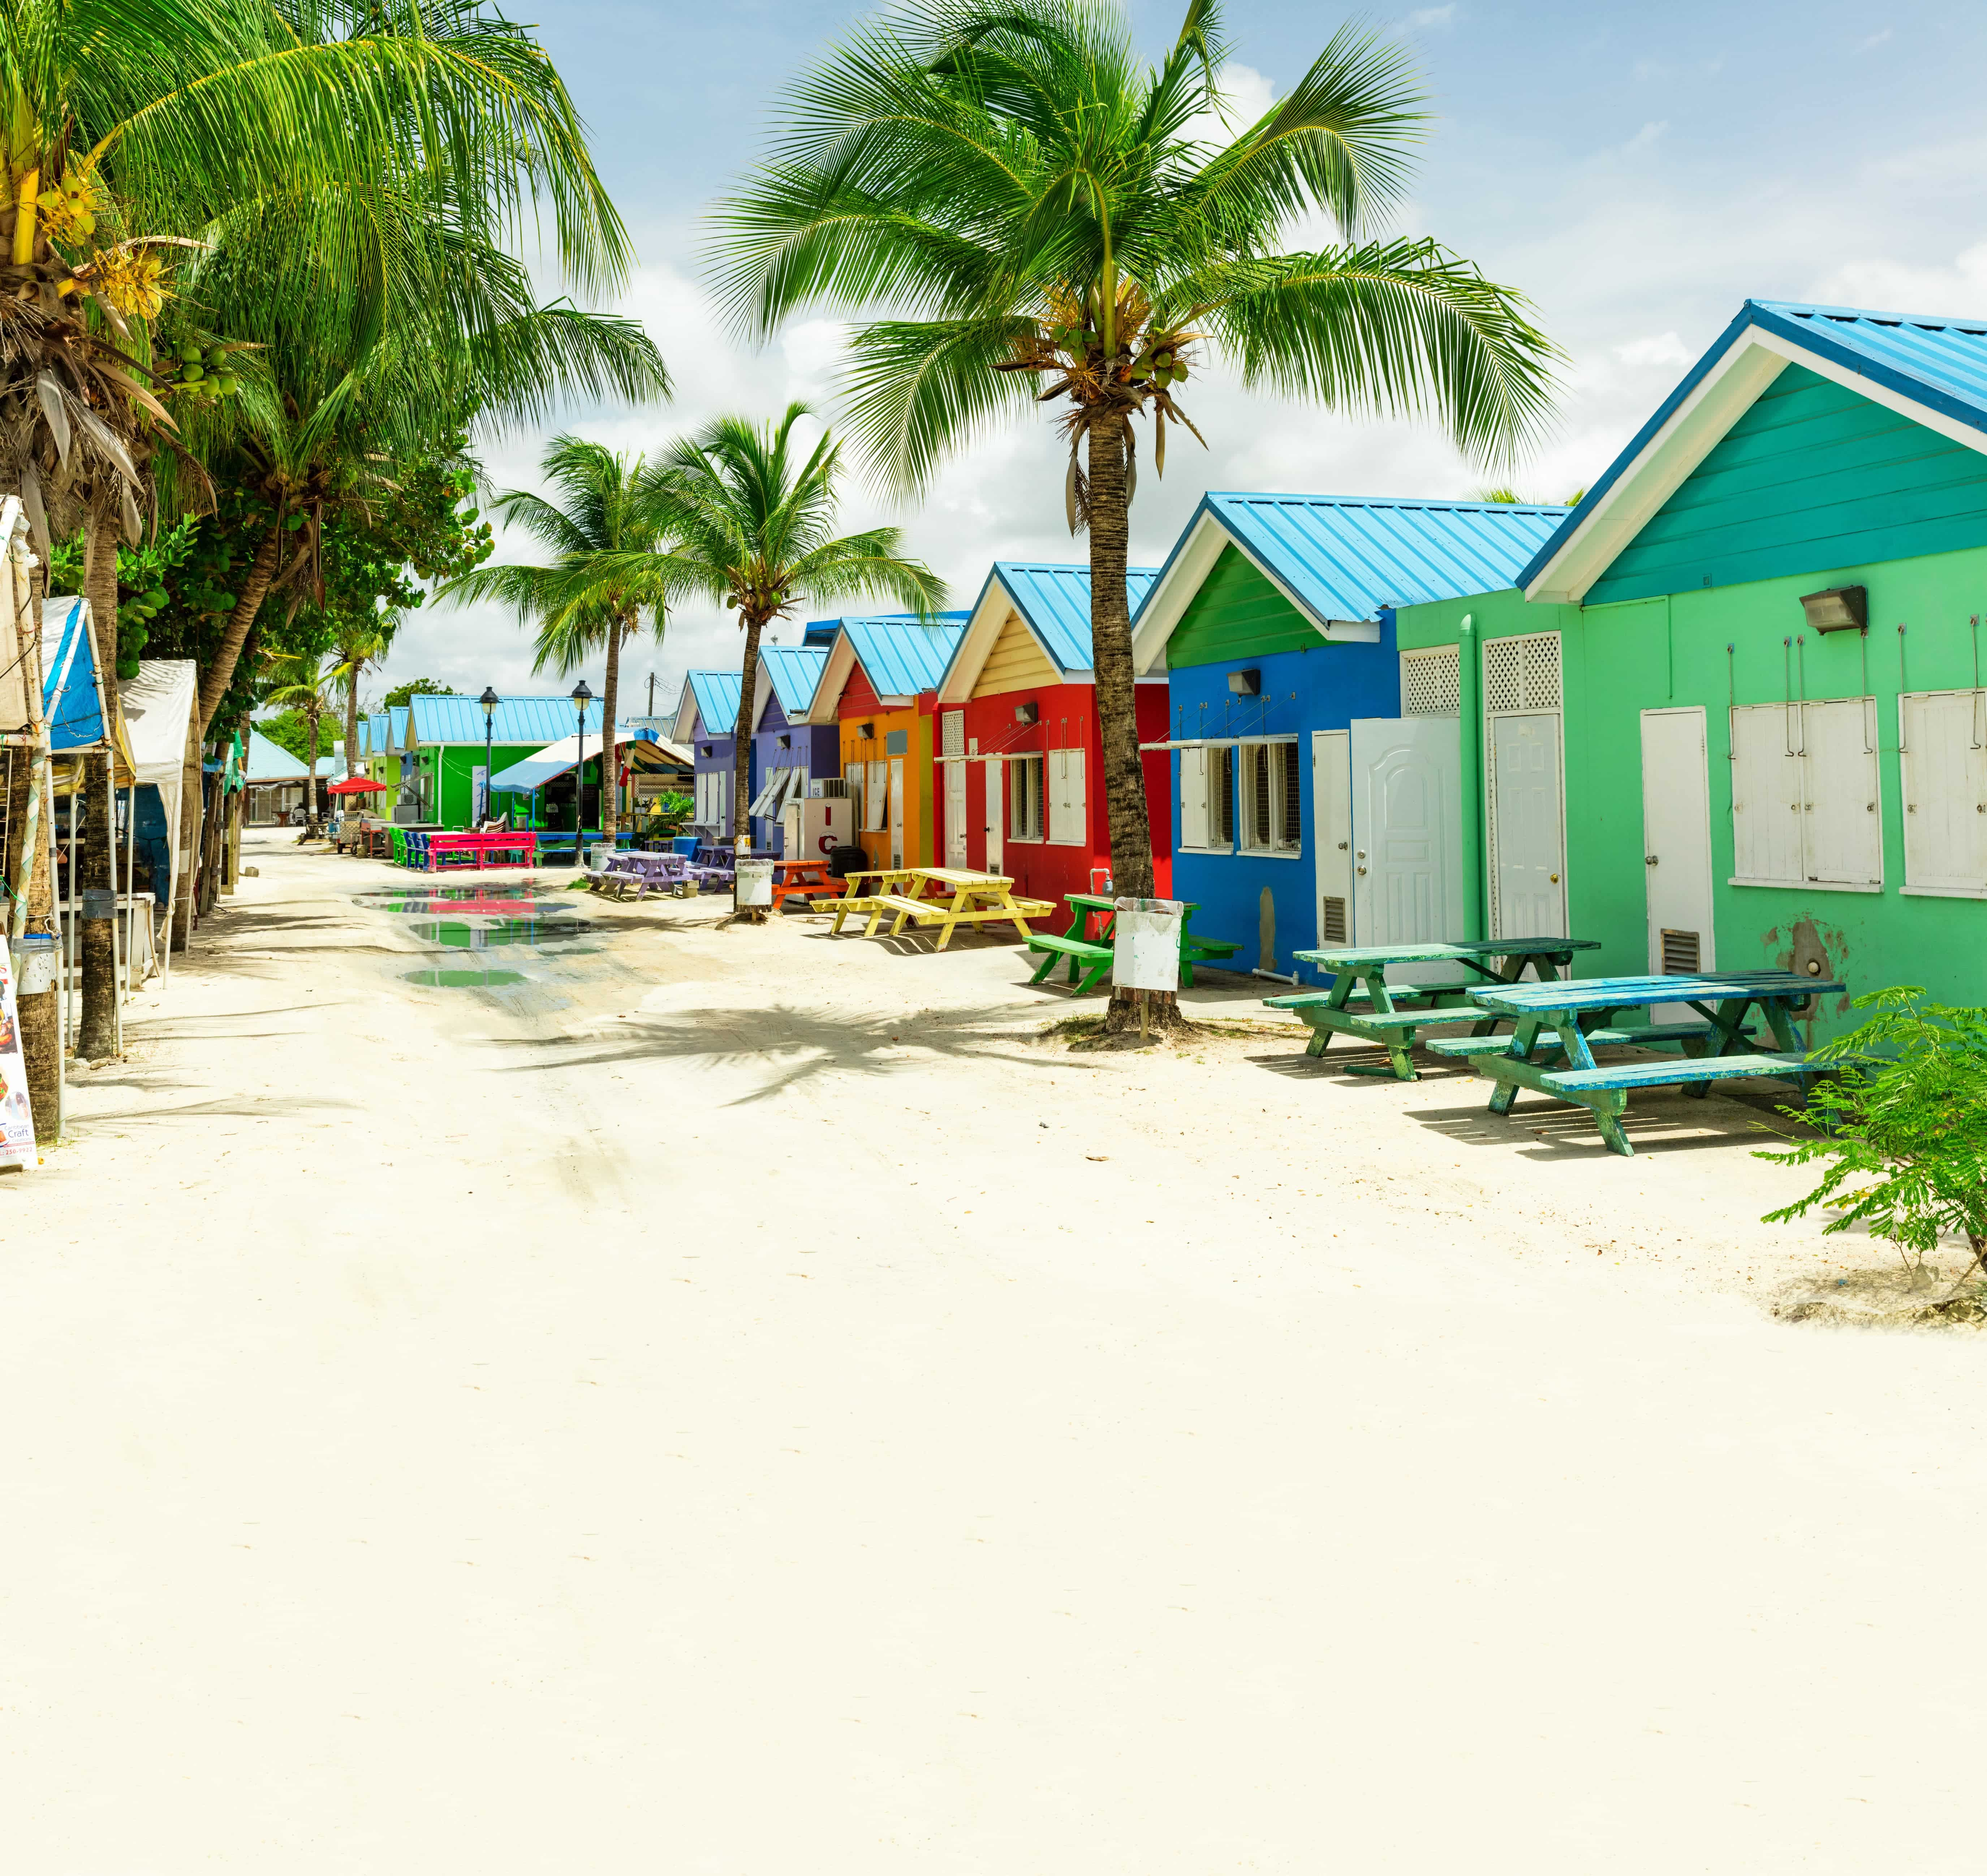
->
392, 693, 615, 830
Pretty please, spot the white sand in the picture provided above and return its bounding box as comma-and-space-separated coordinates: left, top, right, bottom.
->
6, 827, 1984, 1873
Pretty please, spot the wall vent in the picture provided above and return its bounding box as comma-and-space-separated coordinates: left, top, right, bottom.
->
1483, 631, 1563, 716
1401, 646, 1461, 716
1320, 895, 1349, 946
1660, 928, 1701, 974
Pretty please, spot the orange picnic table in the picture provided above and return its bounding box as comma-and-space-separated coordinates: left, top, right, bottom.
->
770, 855, 838, 912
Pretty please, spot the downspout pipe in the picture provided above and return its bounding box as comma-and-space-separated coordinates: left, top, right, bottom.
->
1456, 614, 1485, 941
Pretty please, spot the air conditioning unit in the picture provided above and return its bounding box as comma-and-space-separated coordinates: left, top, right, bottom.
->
811, 777, 853, 799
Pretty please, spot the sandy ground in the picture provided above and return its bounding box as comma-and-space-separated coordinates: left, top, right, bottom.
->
5, 826, 1985, 1873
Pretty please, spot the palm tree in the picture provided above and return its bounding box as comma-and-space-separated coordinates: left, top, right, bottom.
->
712, 0, 1561, 1015
261, 652, 339, 836
642, 404, 944, 887
438, 437, 678, 839
329, 615, 396, 785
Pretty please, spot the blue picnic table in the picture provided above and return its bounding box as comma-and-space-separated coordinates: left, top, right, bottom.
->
1452, 969, 1845, 1156
1266, 938, 1602, 1081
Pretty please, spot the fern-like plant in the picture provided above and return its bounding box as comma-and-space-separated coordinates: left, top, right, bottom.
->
1758, 986, 1987, 1291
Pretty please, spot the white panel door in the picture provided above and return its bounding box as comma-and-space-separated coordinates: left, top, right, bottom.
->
1311, 729, 1353, 948
945, 760, 969, 865
1801, 697, 1882, 886
1640, 706, 1715, 979
1047, 748, 1086, 844
1901, 691, 1987, 892
1350, 715, 1462, 980
1729, 705, 1803, 885
982, 757, 1003, 872
888, 757, 905, 865
1488, 712, 1566, 939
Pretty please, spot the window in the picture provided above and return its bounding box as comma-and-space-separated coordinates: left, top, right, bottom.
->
1900, 690, 1987, 895
1238, 739, 1301, 854
1009, 754, 1045, 840
1180, 743, 1238, 851
863, 759, 889, 831
1729, 697, 1880, 889
1047, 748, 1086, 844
1209, 744, 1235, 846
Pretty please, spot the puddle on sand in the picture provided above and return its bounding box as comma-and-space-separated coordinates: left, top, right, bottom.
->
405, 916, 598, 949
356, 883, 566, 916
403, 967, 530, 989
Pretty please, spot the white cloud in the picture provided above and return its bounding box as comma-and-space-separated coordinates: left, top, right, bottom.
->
1858, 29, 1892, 50
1180, 62, 1276, 151
1613, 333, 1692, 367
1402, 5, 1458, 30
1807, 241, 1987, 315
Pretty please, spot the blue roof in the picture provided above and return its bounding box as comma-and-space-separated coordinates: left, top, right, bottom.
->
405, 693, 607, 745
980, 564, 1161, 673
842, 613, 970, 698
362, 711, 389, 758
686, 671, 743, 738
1517, 298, 1987, 594
801, 620, 841, 647
1151, 493, 1571, 636
759, 645, 829, 718
243, 728, 331, 782
41, 597, 105, 751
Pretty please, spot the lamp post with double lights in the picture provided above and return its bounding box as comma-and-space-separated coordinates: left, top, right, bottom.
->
571, 680, 593, 863
478, 687, 499, 829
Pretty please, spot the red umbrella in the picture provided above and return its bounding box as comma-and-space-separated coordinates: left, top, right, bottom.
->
327, 776, 388, 795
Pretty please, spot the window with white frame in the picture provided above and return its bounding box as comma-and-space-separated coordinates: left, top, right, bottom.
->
1047, 748, 1086, 844
1238, 739, 1301, 854
1009, 753, 1045, 840
1900, 690, 1987, 895
863, 758, 889, 831
1729, 696, 1881, 889
1180, 744, 1237, 850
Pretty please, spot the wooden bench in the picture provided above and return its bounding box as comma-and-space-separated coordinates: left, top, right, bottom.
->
1423, 1020, 1753, 1061
1181, 935, 1241, 985
867, 892, 1056, 948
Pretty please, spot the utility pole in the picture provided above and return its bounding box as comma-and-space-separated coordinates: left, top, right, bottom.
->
646, 670, 656, 718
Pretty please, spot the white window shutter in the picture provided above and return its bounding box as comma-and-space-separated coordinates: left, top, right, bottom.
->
1729, 705, 1803, 885
1181, 746, 1208, 848
1902, 692, 1987, 891
1801, 698, 1882, 885
1066, 748, 1085, 842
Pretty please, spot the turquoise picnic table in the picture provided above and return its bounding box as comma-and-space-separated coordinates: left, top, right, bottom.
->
1264, 937, 1601, 1080
1025, 892, 1243, 995
1452, 969, 1845, 1156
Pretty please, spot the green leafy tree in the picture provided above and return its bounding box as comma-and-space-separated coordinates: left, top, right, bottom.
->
1759, 988, 1987, 1298
259, 651, 340, 834
439, 436, 679, 838
384, 676, 453, 710
713, 0, 1559, 1019
642, 404, 943, 882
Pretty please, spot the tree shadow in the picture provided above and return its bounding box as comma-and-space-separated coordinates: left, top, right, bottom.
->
473, 999, 1092, 1105
1412, 1082, 1798, 1159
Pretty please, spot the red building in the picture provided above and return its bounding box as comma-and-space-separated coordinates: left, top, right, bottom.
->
932, 563, 1169, 923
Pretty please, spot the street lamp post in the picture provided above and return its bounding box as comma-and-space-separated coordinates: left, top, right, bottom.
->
478, 687, 499, 830
571, 680, 593, 866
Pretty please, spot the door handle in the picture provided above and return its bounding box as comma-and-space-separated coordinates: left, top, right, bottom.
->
1549, 873, 1559, 883
1355, 865, 1367, 875
1337, 841, 1349, 850
1645, 855, 1658, 866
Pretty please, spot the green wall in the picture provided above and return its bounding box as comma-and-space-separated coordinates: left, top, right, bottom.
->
1589, 365, 1987, 604
1168, 544, 1326, 663
1397, 541, 1987, 1038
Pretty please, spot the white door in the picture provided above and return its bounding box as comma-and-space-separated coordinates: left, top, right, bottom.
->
983, 757, 1003, 872
1488, 713, 1566, 939
945, 761, 968, 865
1350, 716, 1463, 979
1640, 706, 1716, 980
888, 758, 905, 865
1311, 729, 1353, 948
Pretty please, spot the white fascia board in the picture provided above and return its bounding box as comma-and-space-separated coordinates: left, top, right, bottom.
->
801, 634, 857, 724
938, 581, 1013, 704
1525, 328, 1791, 603
1754, 327, 1987, 455
748, 662, 775, 733
670, 688, 702, 743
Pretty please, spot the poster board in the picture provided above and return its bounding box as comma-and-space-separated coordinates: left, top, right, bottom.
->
0, 943, 39, 1170
736, 859, 773, 908
1112, 897, 1185, 991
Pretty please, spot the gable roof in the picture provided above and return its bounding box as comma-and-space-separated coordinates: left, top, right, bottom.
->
754, 645, 830, 728
404, 693, 608, 746
1520, 299, 1987, 604
243, 728, 316, 782
1132, 493, 1570, 671
806, 614, 970, 719
675, 670, 743, 745
938, 564, 1161, 702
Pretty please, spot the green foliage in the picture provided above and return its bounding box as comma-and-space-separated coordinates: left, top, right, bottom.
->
642, 791, 693, 834
255, 710, 316, 764
384, 676, 453, 709
1758, 987, 1987, 1273
47, 517, 203, 677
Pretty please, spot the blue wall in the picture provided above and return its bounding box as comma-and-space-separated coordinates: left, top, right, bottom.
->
1167, 620, 1401, 980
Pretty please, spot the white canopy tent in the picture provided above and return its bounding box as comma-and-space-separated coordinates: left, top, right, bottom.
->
118, 660, 198, 980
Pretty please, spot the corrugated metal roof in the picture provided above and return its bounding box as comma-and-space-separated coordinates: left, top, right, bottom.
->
1194, 493, 1569, 626
841, 614, 970, 698
685, 671, 742, 738
243, 729, 314, 782
801, 619, 841, 647
987, 564, 1160, 672
387, 706, 410, 750
758, 646, 829, 718
1518, 298, 1987, 595
405, 693, 607, 745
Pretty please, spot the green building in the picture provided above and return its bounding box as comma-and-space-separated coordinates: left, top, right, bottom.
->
396, 693, 611, 829
1394, 298, 1987, 1037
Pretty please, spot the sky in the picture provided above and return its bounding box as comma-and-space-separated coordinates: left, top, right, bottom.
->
368, 0, 1987, 726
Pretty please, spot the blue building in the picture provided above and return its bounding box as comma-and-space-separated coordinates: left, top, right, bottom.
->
746, 645, 837, 852
1130, 493, 1569, 979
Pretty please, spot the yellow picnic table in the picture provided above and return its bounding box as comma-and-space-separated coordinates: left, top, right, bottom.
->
820, 866, 1055, 950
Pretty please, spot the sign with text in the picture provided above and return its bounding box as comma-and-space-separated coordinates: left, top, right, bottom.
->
0, 943, 39, 1170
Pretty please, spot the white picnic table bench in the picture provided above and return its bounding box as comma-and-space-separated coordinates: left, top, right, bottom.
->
1459, 969, 1845, 1156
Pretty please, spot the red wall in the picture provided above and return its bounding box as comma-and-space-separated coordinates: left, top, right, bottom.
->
941, 681, 1172, 927
836, 663, 882, 719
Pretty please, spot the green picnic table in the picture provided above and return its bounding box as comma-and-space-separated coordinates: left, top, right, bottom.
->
1025, 893, 1243, 995
1453, 969, 1844, 1156
1264, 937, 1602, 1080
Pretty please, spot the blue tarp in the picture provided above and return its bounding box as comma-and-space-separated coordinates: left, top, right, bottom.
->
41, 596, 105, 750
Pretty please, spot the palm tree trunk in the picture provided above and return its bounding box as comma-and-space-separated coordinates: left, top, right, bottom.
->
305, 709, 322, 836
600, 612, 622, 839
195, 520, 284, 735
78, 500, 120, 1059
1086, 410, 1178, 1032
731, 612, 765, 911
344, 675, 361, 796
